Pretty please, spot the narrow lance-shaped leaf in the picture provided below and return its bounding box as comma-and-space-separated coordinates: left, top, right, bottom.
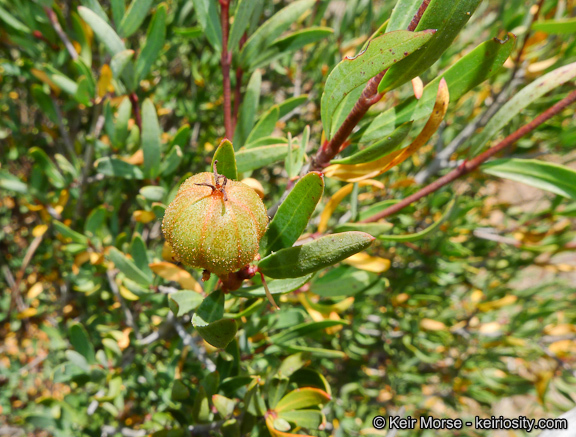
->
110, 50, 135, 80
274, 388, 332, 413
78, 6, 126, 56
211, 139, 238, 180
387, 0, 422, 31
192, 289, 225, 326
325, 78, 450, 182
233, 69, 261, 149
191, 0, 222, 52
69, 324, 96, 364
331, 121, 413, 165
108, 247, 152, 286
239, 0, 315, 69
95, 157, 145, 179
234, 275, 314, 298
379, 0, 483, 92
321, 29, 435, 139
470, 61, 576, 155
228, 0, 258, 51
136, 3, 167, 82
245, 106, 280, 147
258, 232, 375, 279
270, 321, 348, 345
532, 18, 576, 35
360, 34, 516, 142
262, 172, 324, 255
379, 198, 456, 241
118, 0, 154, 38
235, 144, 298, 173
482, 159, 576, 200
30, 147, 66, 188
141, 99, 162, 178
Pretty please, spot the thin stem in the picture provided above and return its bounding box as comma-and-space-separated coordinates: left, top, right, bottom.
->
232, 33, 248, 130
311, 0, 432, 171
44, 7, 78, 60
361, 88, 576, 222
220, 0, 233, 139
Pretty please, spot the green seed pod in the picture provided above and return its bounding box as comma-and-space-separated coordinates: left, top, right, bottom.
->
162, 166, 268, 276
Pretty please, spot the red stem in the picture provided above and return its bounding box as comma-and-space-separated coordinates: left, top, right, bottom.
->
220, 0, 233, 139
311, 0, 431, 171
360, 88, 576, 222
129, 93, 142, 132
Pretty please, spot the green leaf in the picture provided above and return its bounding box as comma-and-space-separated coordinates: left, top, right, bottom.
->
118, 0, 154, 38
72, 12, 93, 66
170, 124, 191, 150
269, 375, 290, 409
85, 206, 107, 237
274, 388, 331, 413
135, 3, 167, 82
0, 170, 27, 194
271, 27, 333, 52
234, 275, 313, 299
211, 139, 238, 180
69, 324, 96, 364
321, 29, 434, 138
482, 159, 576, 200
278, 95, 309, 118
212, 394, 235, 418
95, 157, 144, 179
333, 121, 412, 164
387, 0, 422, 31
270, 320, 348, 345
129, 234, 153, 280
360, 34, 516, 142
258, 232, 375, 279
111, 0, 126, 25
108, 247, 152, 287
333, 222, 393, 237
174, 26, 203, 38
239, 0, 315, 69
379, 198, 456, 242
532, 17, 576, 35
196, 319, 238, 349
245, 106, 279, 147
139, 185, 165, 201
471, 61, 576, 155
192, 385, 211, 423
30, 147, 66, 188
262, 172, 324, 255
114, 97, 132, 147
191, 0, 222, 52
278, 410, 324, 429
31, 85, 58, 124
53, 220, 89, 245
289, 368, 331, 395
379, 0, 483, 92
110, 50, 135, 80
65, 350, 90, 372
78, 6, 126, 56
233, 70, 261, 149
228, 0, 257, 51
192, 290, 225, 325
169, 290, 203, 317
235, 144, 297, 173
141, 98, 162, 178
75, 76, 93, 106
311, 267, 377, 298
160, 145, 183, 176
80, 0, 109, 23
0, 5, 31, 33
171, 380, 191, 401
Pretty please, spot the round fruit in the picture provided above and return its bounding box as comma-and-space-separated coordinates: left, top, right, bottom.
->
162, 163, 268, 276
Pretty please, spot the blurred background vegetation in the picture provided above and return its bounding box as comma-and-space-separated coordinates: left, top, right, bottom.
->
2, 0, 576, 436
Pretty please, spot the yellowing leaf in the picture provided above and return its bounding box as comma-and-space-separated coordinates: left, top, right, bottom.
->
31, 68, 61, 94
27, 283, 43, 299
17, 308, 38, 319
535, 370, 553, 404
149, 262, 203, 293
119, 285, 140, 301
241, 177, 265, 198
477, 295, 517, 312
420, 318, 447, 331
478, 322, 502, 334
133, 210, 156, 223
97, 64, 114, 98
318, 180, 384, 233
122, 149, 144, 165
343, 252, 390, 273
32, 224, 48, 237
412, 76, 424, 99
549, 339, 576, 357
324, 78, 450, 182
266, 415, 315, 437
